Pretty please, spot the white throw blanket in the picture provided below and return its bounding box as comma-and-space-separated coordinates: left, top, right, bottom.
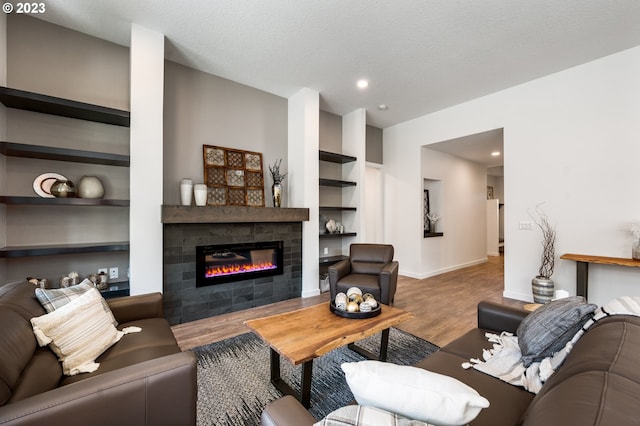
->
462, 296, 640, 394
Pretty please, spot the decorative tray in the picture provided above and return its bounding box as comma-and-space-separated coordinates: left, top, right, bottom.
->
329, 301, 382, 319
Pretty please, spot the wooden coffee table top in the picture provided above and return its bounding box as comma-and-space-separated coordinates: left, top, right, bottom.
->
244, 302, 412, 365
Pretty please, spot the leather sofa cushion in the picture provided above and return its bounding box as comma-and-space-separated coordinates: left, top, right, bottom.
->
520, 371, 640, 426
335, 274, 381, 300
0, 307, 38, 406
350, 244, 393, 275
8, 347, 62, 404
521, 315, 640, 425
0, 281, 46, 321
61, 318, 181, 386
415, 330, 534, 426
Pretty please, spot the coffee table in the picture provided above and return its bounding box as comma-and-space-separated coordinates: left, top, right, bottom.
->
244, 302, 412, 408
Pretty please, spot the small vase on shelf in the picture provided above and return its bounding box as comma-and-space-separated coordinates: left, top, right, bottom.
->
633, 239, 640, 261
268, 158, 287, 208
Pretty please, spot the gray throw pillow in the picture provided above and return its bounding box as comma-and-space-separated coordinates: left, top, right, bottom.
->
517, 296, 597, 367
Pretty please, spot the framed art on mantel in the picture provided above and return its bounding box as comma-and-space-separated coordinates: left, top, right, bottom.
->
202, 145, 265, 207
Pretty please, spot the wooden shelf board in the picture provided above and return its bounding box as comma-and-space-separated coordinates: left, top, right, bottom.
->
319, 255, 348, 266
0, 86, 130, 127
0, 196, 129, 206
0, 141, 130, 166
319, 150, 357, 164
319, 232, 357, 239
560, 253, 640, 268
0, 242, 130, 258
101, 281, 130, 299
424, 232, 444, 238
319, 178, 357, 187
319, 206, 357, 211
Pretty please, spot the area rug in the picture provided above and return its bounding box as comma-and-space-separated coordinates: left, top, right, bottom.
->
192, 327, 439, 426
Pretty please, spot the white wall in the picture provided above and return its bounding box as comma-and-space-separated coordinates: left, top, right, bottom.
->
129, 24, 164, 295
415, 148, 487, 278
385, 46, 640, 306
288, 88, 320, 298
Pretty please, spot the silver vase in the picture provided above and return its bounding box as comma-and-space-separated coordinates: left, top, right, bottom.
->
531, 276, 554, 303
272, 182, 282, 208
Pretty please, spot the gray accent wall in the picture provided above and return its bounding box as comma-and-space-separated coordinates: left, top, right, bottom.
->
163, 60, 288, 206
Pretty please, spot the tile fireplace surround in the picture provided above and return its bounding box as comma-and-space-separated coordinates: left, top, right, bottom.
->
161, 205, 309, 325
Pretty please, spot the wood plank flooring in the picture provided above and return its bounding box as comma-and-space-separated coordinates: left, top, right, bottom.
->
172, 255, 525, 350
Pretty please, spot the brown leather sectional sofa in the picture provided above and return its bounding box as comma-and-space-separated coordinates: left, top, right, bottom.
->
0, 280, 197, 426
262, 301, 640, 425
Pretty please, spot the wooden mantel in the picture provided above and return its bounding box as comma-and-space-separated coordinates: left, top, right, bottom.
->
161, 205, 309, 224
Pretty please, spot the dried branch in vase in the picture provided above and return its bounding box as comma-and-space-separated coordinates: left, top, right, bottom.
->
529, 204, 556, 278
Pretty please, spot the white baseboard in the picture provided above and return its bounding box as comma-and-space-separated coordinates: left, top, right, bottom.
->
400, 257, 488, 280
503, 289, 532, 303
301, 288, 321, 298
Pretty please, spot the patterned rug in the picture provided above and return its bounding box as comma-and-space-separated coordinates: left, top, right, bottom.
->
192, 327, 439, 426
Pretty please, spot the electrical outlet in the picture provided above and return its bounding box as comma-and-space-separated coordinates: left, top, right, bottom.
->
109, 267, 119, 280
323, 247, 329, 255
519, 221, 533, 230
98, 268, 107, 274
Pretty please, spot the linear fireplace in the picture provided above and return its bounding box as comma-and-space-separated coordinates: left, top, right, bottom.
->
196, 241, 284, 287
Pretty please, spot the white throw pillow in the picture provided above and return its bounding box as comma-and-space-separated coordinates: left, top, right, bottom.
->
31, 288, 124, 375
342, 361, 489, 426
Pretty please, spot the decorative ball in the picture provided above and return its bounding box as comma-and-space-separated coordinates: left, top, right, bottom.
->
335, 292, 347, 305
359, 301, 373, 312
348, 293, 363, 304
346, 301, 359, 313
346, 287, 362, 296
77, 176, 105, 199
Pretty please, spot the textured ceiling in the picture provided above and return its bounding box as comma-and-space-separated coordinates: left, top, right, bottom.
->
35, 0, 640, 132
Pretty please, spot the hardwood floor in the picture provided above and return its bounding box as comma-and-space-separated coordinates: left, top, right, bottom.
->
171, 255, 525, 350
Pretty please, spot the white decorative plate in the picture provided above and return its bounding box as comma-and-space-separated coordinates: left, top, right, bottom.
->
33, 173, 66, 198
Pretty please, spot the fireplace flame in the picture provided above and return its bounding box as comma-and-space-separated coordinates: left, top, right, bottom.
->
205, 262, 276, 278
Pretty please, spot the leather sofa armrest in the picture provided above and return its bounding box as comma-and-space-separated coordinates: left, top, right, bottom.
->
260, 395, 316, 426
328, 259, 351, 297
477, 301, 529, 334
0, 352, 197, 426
107, 292, 164, 323
379, 261, 399, 304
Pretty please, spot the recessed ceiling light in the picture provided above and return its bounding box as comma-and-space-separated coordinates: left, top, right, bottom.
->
378, 104, 388, 111
356, 79, 369, 89
491, 151, 501, 156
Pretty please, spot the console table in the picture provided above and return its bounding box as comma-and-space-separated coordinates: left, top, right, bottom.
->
560, 253, 640, 300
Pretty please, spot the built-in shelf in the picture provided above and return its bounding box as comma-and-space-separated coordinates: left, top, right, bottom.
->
319, 232, 357, 239
0, 142, 130, 166
424, 232, 444, 238
0, 196, 129, 206
0, 242, 130, 258
0, 86, 130, 127
319, 255, 348, 266
319, 178, 357, 187
319, 206, 357, 211
319, 150, 357, 164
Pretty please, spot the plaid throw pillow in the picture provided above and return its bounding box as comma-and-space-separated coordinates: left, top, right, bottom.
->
35, 280, 118, 326
314, 405, 433, 426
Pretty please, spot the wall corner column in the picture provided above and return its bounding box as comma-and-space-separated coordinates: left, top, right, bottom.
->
288, 88, 320, 298
129, 24, 164, 295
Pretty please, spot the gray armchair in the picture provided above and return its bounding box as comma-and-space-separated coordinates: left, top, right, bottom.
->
328, 243, 399, 305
